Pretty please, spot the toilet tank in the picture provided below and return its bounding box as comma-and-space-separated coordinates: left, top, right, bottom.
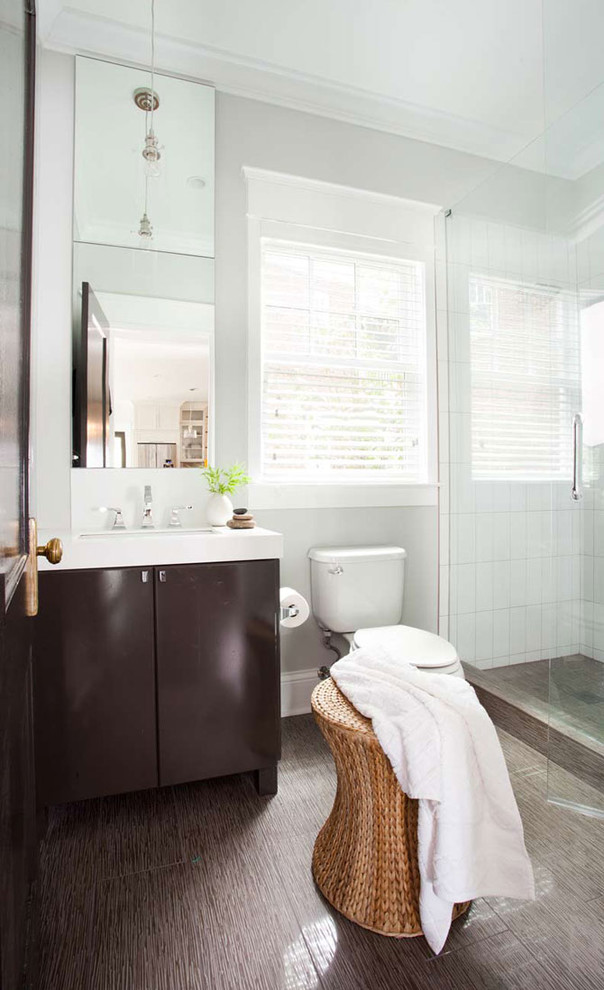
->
308, 546, 407, 633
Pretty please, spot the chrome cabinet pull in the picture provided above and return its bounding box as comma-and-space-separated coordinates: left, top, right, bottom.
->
571, 412, 583, 502
158, 570, 167, 583
141, 570, 149, 583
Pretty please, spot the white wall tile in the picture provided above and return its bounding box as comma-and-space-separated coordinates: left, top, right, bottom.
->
525, 604, 542, 652
439, 565, 450, 613
510, 559, 528, 607
555, 510, 573, 556
541, 556, 555, 603
510, 512, 528, 559
594, 556, 604, 604
475, 483, 494, 513
475, 513, 494, 562
475, 610, 494, 661
439, 518, 450, 566
525, 558, 542, 606
492, 483, 511, 513
553, 603, 571, 651
475, 562, 494, 612
509, 606, 527, 655
556, 556, 573, 602
527, 484, 552, 512
456, 562, 476, 614
456, 612, 476, 661
492, 561, 511, 609
492, 512, 511, 560
451, 513, 475, 564
493, 608, 510, 658
510, 484, 527, 512
583, 555, 595, 602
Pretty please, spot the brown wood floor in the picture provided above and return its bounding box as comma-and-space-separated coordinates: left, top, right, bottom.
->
37, 716, 604, 990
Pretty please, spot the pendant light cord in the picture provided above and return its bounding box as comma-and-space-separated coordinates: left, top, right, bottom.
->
150, 0, 155, 137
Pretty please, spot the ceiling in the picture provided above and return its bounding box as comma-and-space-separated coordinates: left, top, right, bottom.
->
112, 334, 209, 404
40, 0, 604, 179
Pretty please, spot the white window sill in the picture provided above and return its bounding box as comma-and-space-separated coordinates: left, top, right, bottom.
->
247, 482, 439, 511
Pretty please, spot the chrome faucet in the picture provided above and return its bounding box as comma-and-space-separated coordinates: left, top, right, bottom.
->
141, 485, 154, 528
168, 505, 193, 528
98, 506, 126, 530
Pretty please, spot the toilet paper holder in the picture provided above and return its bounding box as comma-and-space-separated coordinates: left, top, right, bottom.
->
280, 603, 300, 620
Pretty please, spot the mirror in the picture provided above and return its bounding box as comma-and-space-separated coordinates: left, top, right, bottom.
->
72, 56, 214, 468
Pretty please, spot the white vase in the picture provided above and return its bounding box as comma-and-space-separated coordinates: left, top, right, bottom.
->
206, 493, 233, 527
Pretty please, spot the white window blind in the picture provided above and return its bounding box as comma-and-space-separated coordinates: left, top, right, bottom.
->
470, 274, 580, 481
260, 240, 428, 482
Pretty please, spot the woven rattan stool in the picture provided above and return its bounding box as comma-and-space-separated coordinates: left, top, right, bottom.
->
311, 677, 470, 937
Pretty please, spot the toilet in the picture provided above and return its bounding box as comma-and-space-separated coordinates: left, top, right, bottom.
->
308, 545, 464, 678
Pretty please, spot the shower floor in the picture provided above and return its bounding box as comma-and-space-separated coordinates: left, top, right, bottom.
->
471, 655, 604, 750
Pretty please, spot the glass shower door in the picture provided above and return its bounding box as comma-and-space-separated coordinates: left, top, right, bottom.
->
543, 0, 604, 817
545, 296, 604, 818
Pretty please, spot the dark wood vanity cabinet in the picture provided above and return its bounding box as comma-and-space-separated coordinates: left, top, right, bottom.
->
33, 567, 157, 806
155, 561, 280, 787
33, 560, 280, 806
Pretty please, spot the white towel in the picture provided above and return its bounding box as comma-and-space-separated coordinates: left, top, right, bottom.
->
330, 648, 535, 953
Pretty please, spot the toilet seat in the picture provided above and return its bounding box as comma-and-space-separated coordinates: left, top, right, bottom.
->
347, 624, 462, 676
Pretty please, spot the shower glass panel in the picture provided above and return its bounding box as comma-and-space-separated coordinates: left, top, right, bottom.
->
542, 0, 604, 815
442, 119, 603, 815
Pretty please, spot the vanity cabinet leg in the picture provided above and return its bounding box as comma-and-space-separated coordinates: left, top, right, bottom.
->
254, 765, 278, 796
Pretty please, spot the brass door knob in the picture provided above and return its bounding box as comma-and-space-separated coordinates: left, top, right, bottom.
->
37, 537, 63, 565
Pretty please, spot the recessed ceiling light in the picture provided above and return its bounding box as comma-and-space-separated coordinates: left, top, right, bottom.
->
186, 176, 206, 189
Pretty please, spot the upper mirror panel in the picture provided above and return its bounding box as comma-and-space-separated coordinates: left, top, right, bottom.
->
74, 56, 215, 258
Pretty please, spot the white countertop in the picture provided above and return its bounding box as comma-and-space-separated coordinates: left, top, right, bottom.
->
37, 526, 283, 572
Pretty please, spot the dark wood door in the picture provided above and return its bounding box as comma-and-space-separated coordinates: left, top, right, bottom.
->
0, 2, 37, 988
33, 569, 157, 805
155, 561, 281, 787
73, 282, 110, 468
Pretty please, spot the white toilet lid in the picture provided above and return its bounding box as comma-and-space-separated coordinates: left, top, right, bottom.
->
353, 625, 459, 669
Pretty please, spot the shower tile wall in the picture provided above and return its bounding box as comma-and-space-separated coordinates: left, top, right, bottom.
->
438, 213, 587, 669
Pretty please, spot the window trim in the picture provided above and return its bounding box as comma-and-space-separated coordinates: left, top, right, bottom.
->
247, 218, 439, 507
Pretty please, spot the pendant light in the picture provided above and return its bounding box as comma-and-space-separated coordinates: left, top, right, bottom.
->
143, 0, 161, 176
136, 0, 161, 241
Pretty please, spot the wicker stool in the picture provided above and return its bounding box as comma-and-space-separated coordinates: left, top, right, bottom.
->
311, 677, 470, 937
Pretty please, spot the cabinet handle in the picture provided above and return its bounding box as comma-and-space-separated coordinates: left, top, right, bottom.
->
141, 570, 149, 583
159, 570, 167, 583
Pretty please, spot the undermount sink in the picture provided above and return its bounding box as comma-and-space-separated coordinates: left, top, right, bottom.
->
79, 527, 216, 539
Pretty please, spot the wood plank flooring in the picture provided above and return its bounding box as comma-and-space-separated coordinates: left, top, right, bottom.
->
37, 716, 604, 989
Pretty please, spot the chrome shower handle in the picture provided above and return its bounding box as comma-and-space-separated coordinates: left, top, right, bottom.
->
571, 412, 583, 502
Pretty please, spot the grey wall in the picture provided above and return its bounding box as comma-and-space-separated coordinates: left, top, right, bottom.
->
32, 55, 503, 676
213, 93, 498, 672
254, 506, 439, 671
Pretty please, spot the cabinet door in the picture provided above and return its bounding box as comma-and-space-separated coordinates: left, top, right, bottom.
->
33, 568, 157, 805
155, 560, 280, 786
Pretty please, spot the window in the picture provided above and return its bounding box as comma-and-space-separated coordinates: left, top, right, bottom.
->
470, 274, 580, 481
259, 240, 429, 483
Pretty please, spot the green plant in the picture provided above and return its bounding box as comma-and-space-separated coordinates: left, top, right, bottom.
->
201, 462, 251, 496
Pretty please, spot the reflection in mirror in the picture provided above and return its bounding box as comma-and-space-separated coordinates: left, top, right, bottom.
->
71, 50, 215, 470
73, 279, 212, 468
74, 56, 214, 257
